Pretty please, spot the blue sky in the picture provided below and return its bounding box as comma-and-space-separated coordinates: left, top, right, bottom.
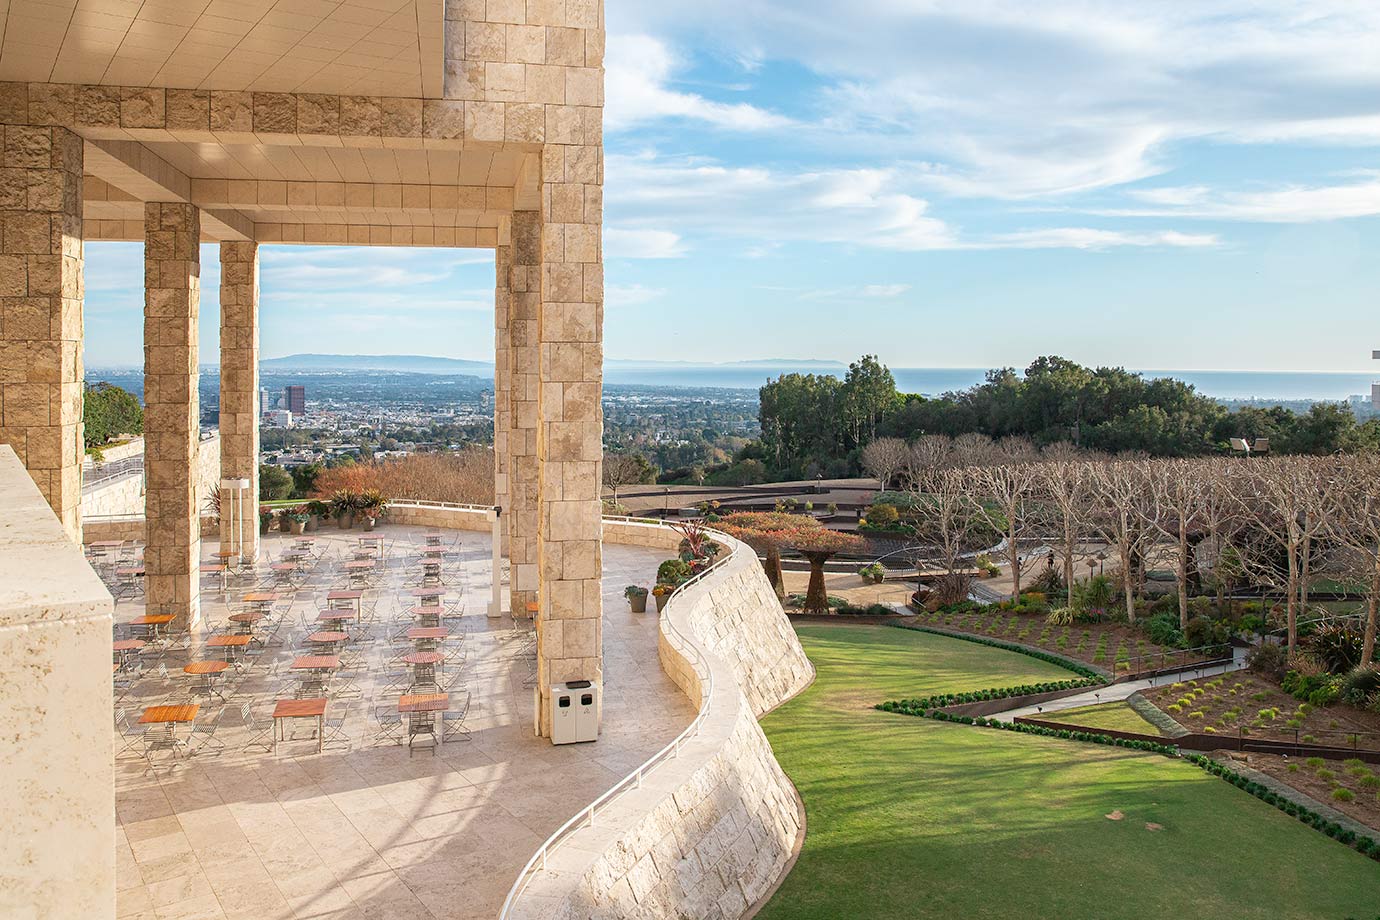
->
86, 1, 1380, 372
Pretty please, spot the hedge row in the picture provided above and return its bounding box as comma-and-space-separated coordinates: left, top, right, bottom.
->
1183, 753, 1380, 862
877, 677, 1100, 714
887, 622, 1104, 680
895, 706, 1380, 864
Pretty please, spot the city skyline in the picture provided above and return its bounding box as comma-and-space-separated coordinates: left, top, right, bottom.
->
85, 2, 1380, 373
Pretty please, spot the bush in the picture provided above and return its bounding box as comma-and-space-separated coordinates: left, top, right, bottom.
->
1144, 611, 1183, 648
1029, 566, 1066, 597
1248, 643, 1289, 680
1185, 615, 1230, 653
858, 562, 886, 584
1305, 622, 1366, 673
1333, 788, 1356, 803
1045, 607, 1076, 626
656, 558, 693, 586
1341, 666, 1380, 706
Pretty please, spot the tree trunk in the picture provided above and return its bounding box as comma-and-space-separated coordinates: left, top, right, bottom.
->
1178, 519, 1190, 630
1286, 540, 1299, 653
1299, 533, 1311, 625
764, 546, 785, 602
1120, 542, 1136, 623
804, 551, 831, 614
1365, 553, 1380, 667
1008, 518, 1022, 599
1063, 515, 1075, 608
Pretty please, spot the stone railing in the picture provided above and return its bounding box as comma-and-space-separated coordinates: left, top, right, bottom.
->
503, 520, 814, 920
0, 446, 115, 919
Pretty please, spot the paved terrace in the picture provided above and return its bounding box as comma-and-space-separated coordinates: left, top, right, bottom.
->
101, 523, 691, 920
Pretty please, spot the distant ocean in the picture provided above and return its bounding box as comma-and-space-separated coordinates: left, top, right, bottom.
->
604, 365, 1378, 401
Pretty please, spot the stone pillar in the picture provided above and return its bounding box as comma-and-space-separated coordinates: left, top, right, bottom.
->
218, 241, 259, 562
508, 213, 541, 619
535, 142, 605, 737
494, 243, 512, 560
143, 202, 201, 629
0, 124, 85, 542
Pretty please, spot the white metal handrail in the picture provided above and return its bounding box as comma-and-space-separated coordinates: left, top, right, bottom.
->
497, 525, 736, 919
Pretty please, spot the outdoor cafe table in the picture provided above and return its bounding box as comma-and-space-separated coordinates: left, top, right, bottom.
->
306, 630, 349, 651
407, 605, 442, 626
406, 627, 448, 650
228, 611, 266, 628
140, 703, 199, 753
316, 610, 356, 626
243, 592, 279, 609
206, 634, 252, 661
407, 587, 445, 604
326, 590, 363, 618
403, 650, 444, 684
291, 655, 340, 674
272, 698, 327, 754
398, 692, 448, 749
183, 660, 231, 700
128, 613, 173, 640
112, 638, 145, 667
200, 564, 227, 589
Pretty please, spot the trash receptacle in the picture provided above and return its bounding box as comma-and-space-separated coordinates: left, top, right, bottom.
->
550, 680, 601, 744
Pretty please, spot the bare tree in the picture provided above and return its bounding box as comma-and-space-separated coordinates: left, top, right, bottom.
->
1327, 454, 1380, 665
1037, 460, 1093, 607
1087, 461, 1158, 623
904, 434, 953, 485
861, 437, 910, 492
951, 433, 997, 468
1142, 458, 1211, 629
971, 461, 1042, 598
911, 466, 985, 576
602, 450, 652, 504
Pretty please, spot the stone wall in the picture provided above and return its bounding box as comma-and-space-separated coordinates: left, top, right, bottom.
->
509, 531, 813, 920
0, 445, 114, 920
81, 472, 143, 517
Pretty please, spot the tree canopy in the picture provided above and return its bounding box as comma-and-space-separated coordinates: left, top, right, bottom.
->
83, 381, 142, 448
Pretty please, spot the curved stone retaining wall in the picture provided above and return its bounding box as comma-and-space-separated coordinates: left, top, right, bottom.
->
509, 528, 813, 920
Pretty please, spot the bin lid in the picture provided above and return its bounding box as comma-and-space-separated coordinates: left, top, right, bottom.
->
566, 679, 592, 689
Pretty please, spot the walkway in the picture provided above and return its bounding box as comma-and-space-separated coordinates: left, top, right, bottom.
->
988, 647, 1249, 723
109, 524, 693, 920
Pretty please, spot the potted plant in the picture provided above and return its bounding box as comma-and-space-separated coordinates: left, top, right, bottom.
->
652, 583, 674, 612
304, 499, 330, 532
276, 508, 294, 532
859, 562, 886, 584
358, 489, 389, 531
331, 490, 358, 529
624, 585, 648, 613
288, 508, 309, 535
657, 558, 693, 587
258, 507, 273, 535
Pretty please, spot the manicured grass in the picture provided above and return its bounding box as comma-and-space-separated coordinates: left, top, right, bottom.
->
1045, 701, 1166, 737
757, 624, 1380, 920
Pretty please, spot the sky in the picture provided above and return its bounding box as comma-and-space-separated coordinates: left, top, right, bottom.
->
86, 1, 1380, 373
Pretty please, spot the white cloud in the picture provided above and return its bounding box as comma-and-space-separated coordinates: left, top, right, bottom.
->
606, 283, 667, 308
609, 2, 1380, 199
862, 284, 911, 298
608, 152, 1215, 252
605, 227, 687, 259
605, 34, 792, 133
1113, 174, 1380, 223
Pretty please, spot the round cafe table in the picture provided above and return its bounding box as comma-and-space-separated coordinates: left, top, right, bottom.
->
183, 660, 231, 700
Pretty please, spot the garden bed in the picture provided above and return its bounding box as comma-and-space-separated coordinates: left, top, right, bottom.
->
907, 605, 1209, 673
1242, 752, 1380, 834
1142, 673, 1380, 750
1043, 701, 1168, 737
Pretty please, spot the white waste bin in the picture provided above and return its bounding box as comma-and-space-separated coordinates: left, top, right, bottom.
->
550, 680, 601, 744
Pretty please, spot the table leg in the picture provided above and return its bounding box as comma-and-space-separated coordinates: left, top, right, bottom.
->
317, 714, 323, 754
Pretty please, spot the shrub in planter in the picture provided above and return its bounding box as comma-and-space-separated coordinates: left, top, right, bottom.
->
331, 490, 359, 529
624, 585, 648, 613
258, 507, 273, 534
304, 499, 330, 531
652, 583, 674, 611
289, 511, 309, 535
858, 562, 886, 584
275, 508, 294, 532
657, 558, 693, 587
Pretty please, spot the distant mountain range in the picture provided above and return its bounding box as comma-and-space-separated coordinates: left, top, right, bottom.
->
259, 354, 494, 375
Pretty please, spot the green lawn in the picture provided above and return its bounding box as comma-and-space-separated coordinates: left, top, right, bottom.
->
758, 624, 1380, 920
1044, 700, 1166, 736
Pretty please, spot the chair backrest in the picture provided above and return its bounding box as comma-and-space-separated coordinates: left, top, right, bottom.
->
239, 702, 254, 725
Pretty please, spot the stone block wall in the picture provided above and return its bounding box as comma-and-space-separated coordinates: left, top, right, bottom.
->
510, 532, 813, 920
81, 472, 142, 517
0, 445, 114, 920
218, 242, 259, 561
0, 122, 84, 541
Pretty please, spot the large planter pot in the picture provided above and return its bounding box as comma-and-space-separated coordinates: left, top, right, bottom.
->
628, 594, 647, 613
362, 515, 377, 532
654, 592, 670, 613
337, 511, 354, 530
259, 518, 271, 535
305, 515, 319, 532
289, 518, 306, 535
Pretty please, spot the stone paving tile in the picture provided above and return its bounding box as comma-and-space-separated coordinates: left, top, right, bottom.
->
109, 523, 692, 919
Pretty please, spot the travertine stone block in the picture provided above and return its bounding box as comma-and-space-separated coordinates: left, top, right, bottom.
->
495, 244, 513, 560
143, 202, 201, 630
508, 212, 540, 617
0, 124, 83, 541
218, 242, 259, 563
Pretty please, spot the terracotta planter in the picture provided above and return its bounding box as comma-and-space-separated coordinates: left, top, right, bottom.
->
628, 594, 647, 613
289, 518, 306, 535
337, 511, 354, 529
654, 592, 670, 612
305, 515, 319, 532
362, 515, 377, 532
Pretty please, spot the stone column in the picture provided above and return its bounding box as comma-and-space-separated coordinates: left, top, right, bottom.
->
536, 142, 605, 737
0, 124, 85, 542
494, 243, 512, 560
143, 202, 201, 629
508, 213, 541, 619
218, 242, 259, 562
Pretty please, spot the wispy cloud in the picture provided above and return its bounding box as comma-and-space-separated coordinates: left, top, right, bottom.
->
605, 227, 687, 259
1109, 174, 1380, 223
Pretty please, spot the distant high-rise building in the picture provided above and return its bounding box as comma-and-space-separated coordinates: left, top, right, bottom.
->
259, 387, 270, 415
285, 385, 306, 416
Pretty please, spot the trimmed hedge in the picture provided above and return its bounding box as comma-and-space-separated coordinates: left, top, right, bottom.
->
888, 622, 1104, 680
877, 678, 1100, 714
889, 704, 1380, 864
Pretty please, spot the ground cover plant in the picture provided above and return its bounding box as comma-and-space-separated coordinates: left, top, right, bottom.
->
1039, 700, 1167, 737
1242, 752, 1380, 834
758, 623, 1380, 920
